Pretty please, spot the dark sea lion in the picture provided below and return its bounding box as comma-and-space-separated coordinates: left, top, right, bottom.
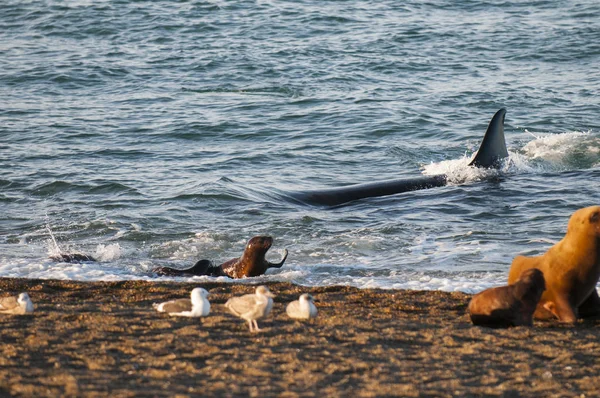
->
468, 268, 546, 328
50, 253, 96, 263
153, 236, 288, 279
508, 205, 600, 323
153, 259, 218, 277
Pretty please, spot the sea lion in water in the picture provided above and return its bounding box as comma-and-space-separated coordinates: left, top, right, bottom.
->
468, 268, 545, 328
50, 253, 96, 262
153, 236, 288, 278
508, 205, 600, 323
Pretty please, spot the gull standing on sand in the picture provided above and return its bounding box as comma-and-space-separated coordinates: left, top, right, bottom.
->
225, 285, 275, 332
153, 288, 210, 317
286, 293, 318, 320
0, 293, 34, 315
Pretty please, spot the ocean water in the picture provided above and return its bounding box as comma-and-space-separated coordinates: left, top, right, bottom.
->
1, 0, 599, 292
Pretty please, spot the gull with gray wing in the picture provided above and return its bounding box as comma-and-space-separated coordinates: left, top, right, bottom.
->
153, 287, 210, 317
286, 293, 318, 320
225, 285, 275, 332
0, 293, 34, 315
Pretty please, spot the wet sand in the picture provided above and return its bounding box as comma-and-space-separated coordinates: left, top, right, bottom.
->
1, 277, 599, 397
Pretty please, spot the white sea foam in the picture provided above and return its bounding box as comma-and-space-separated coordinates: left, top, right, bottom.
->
521, 130, 598, 165
421, 154, 503, 185
422, 130, 600, 181
94, 244, 122, 262
0, 255, 506, 293
2, 132, 597, 292
149, 233, 232, 261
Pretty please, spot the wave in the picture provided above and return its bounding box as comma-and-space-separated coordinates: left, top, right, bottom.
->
0, 254, 508, 293
422, 131, 600, 185
182, 85, 303, 98
519, 131, 600, 170
27, 180, 140, 197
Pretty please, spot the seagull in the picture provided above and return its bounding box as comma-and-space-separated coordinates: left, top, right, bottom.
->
225, 285, 275, 332
0, 293, 34, 315
153, 288, 210, 317
286, 293, 318, 320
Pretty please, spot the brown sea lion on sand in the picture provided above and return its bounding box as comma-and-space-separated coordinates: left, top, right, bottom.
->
153, 236, 288, 278
469, 268, 545, 328
508, 206, 600, 323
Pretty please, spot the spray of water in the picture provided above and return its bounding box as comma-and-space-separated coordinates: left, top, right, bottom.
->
45, 224, 62, 256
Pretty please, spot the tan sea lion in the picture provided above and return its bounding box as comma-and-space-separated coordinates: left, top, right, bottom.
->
468, 268, 545, 328
153, 236, 288, 278
508, 205, 600, 323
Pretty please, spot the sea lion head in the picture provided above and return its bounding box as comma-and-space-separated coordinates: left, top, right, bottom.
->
566, 205, 600, 238
513, 268, 545, 302
245, 236, 273, 256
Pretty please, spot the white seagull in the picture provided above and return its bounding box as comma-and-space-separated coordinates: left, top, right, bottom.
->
0, 293, 34, 315
286, 293, 318, 320
153, 288, 210, 317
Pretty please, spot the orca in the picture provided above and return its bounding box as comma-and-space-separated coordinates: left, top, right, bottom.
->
289, 108, 509, 206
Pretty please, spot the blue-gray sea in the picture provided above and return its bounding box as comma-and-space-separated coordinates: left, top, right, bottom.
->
1, 0, 599, 291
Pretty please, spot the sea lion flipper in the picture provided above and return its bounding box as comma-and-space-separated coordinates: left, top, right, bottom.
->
550, 297, 578, 323
189, 259, 217, 275
268, 249, 288, 269
153, 259, 222, 277
578, 289, 600, 318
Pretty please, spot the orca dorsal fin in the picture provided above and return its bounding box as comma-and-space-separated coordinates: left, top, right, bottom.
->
469, 108, 509, 168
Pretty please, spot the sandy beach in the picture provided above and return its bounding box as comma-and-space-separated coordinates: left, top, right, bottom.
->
1, 277, 599, 397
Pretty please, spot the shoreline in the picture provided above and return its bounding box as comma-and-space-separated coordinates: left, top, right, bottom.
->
1, 277, 599, 397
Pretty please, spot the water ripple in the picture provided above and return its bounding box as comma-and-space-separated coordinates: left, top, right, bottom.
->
1, 0, 599, 289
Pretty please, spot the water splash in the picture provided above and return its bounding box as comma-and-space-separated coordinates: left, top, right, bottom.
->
520, 130, 600, 169
94, 243, 122, 262
421, 131, 600, 183
45, 224, 62, 257
421, 154, 502, 185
